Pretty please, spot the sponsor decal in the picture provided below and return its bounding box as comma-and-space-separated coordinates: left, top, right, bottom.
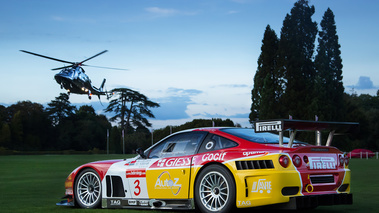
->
251, 179, 272, 194
65, 188, 73, 195
154, 171, 181, 195
128, 200, 137, 206
308, 157, 336, 170
125, 160, 136, 166
139, 200, 149, 206
205, 141, 215, 150
255, 121, 282, 132
156, 157, 191, 168
201, 152, 227, 162
126, 169, 146, 178
110, 199, 121, 206
242, 151, 267, 157
238, 200, 251, 206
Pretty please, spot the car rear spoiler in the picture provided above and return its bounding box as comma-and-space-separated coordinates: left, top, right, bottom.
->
253, 119, 359, 147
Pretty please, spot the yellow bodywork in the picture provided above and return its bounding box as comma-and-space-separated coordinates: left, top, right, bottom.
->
190, 153, 303, 208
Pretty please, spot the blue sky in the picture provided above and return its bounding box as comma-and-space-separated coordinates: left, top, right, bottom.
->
1, 0, 378, 128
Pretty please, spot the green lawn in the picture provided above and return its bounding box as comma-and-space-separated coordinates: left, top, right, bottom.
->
0, 155, 378, 213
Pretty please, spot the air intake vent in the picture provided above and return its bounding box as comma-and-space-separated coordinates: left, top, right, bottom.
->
236, 160, 274, 170
310, 175, 334, 184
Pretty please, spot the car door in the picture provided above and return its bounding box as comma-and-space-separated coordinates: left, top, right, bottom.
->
145, 131, 207, 199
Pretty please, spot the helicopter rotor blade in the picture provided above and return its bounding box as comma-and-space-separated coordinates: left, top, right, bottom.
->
20, 50, 74, 64
79, 50, 108, 65
51, 65, 75, 71
82, 64, 129, 71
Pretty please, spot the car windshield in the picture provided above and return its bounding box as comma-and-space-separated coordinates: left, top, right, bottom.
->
220, 128, 304, 144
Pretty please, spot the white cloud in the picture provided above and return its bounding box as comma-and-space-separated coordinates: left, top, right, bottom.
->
145, 7, 179, 16
145, 7, 198, 17
227, 10, 239, 14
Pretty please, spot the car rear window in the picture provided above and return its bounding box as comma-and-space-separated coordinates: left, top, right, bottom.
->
220, 128, 304, 144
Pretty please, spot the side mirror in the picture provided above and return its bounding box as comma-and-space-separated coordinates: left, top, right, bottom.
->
136, 148, 146, 159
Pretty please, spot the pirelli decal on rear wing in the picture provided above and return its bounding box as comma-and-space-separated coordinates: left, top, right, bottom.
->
254, 119, 359, 147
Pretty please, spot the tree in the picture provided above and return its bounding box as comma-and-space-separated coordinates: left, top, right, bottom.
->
46, 93, 76, 126
314, 8, 344, 121
0, 105, 11, 148
0, 123, 11, 149
7, 101, 51, 150
277, 0, 318, 119
105, 88, 159, 153
70, 105, 111, 151
250, 25, 281, 122
105, 88, 160, 132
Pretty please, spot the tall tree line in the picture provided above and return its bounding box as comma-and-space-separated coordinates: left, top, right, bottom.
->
250, 0, 344, 122
249, 0, 379, 151
0, 88, 159, 154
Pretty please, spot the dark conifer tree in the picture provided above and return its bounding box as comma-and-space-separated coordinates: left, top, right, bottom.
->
46, 93, 76, 126
249, 25, 281, 123
277, 0, 318, 119
314, 8, 344, 121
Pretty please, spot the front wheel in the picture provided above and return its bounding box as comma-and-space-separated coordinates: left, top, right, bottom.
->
74, 168, 102, 208
194, 165, 236, 213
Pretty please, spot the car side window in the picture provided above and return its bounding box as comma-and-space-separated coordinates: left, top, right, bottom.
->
198, 134, 238, 153
147, 132, 207, 159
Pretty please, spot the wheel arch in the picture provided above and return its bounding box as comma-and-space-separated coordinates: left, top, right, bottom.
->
72, 166, 104, 206
73, 166, 103, 208
192, 162, 237, 205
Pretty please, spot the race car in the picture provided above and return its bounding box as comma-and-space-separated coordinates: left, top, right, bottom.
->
57, 119, 358, 213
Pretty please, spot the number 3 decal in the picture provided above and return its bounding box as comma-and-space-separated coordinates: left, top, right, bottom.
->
134, 180, 141, 196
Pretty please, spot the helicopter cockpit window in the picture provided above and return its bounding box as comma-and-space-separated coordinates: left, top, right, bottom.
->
78, 71, 89, 82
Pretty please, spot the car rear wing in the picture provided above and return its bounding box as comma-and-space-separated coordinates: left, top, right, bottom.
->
253, 119, 359, 147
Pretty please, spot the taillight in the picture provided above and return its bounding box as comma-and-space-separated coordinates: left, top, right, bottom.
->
339, 155, 345, 167
292, 155, 302, 167
303, 155, 309, 164
344, 156, 350, 166
279, 155, 290, 168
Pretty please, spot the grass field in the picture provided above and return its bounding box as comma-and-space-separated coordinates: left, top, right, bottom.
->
0, 155, 378, 213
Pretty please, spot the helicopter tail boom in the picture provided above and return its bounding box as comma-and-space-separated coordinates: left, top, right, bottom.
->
100, 79, 106, 92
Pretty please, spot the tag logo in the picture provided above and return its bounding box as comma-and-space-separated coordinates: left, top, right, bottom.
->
110, 199, 121, 205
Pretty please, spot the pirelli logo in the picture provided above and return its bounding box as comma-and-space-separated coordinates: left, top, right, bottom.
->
255, 121, 282, 132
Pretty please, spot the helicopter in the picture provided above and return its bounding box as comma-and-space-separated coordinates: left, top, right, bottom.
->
20, 50, 125, 100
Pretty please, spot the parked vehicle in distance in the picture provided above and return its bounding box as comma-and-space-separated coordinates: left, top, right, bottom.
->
57, 119, 358, 213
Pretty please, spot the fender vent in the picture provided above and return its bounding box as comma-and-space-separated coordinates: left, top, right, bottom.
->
106, 175, 126, 197
236, 160, 274, 170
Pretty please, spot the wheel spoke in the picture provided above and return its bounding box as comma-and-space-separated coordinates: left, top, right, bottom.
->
76, 171, 101, 207
199, 171, 230, 212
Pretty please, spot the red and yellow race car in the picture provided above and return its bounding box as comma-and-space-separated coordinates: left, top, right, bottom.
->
57, 119, 358, 213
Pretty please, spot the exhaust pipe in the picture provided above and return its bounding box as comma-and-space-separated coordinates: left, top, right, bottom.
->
150, 200, 166, 208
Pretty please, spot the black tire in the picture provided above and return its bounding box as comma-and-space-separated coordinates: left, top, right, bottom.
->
74, 168, 102, 208
194, 164, 236, 213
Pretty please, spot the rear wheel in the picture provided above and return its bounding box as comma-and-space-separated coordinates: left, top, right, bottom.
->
194, 165, 236, 213
74, 168, 102, 208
